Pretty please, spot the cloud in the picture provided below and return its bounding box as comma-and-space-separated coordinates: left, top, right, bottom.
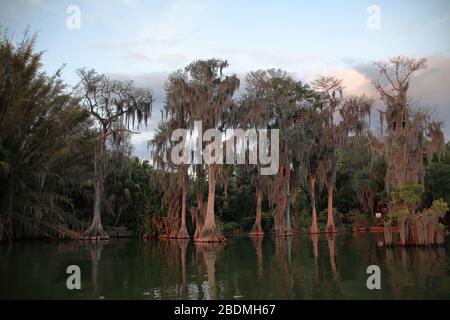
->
93, 37, 179, 52
409, 56, 450, 131
156, 53, 188, 66
417, 12, 450, 36
121, 52, 152, 62
117, 52, 188, 68
130, 130, 153, 160
30, 0, 46, 7
0, 0, 47, 22
107, 71, 169, 102
303, 67, 373, 97
117, 0, 141, 7
220, 48, 322, 65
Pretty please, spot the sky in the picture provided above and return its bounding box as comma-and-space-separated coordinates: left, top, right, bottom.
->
1, 0, 449, 159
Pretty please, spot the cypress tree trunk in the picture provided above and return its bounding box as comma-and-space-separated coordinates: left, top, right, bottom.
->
398, 219, 407, 246
310, 175, 319, 234
274, 193, 286, 235
193, 193, 204, 239
83, 128, 109, 240
178, 180, 189, 239
435, 229, 445, 245
250, 188, 264, 236
196, 163, 226, 242
284, 179, 293, 236
273, 163, 286, 235
203, 163, 216, 233
326, 185, 335, 233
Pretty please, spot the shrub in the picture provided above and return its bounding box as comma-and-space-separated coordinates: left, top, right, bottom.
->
261, 212, 274, 232
238, 217, 255, 231
348, 210, 371, 228
297, 209, 312, 229
431, 199, 449, 214
391, 183, 422, 209
222, 221, 241, 234
391, 208, 410, 220
436, 222, 449, 236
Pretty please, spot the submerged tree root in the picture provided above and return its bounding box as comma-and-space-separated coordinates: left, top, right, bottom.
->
177, 228, 190, 239
325, 225, 336, 233
81, 216, 110, 240
194, 229, 227, 243
79, 230, 110, 241
249, 224, 264, 237
309, 227, 320, 234
249, 231, 265, 237
268, 229, 295, 237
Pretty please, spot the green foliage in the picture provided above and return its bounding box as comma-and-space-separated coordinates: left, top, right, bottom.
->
222, 213, 273, 234
386, 184, 423, 223
261, 213, 274, 232
348, 210, 371, 228
317, 208, 343, 226
0, 30, 93, 240
430, 199, 449, 215
296, 209, 312, 229
425, 161, 450, 205
338, 138, 386, 215
391, 183, 422, 208
436, 222, 448, 236
390, 208, 410, 220
222, 222, 241, 234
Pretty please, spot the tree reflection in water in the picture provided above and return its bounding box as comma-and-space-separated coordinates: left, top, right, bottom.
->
195, 243, 225, 300
326, 233, 337, 278
1, 235, 449, 299
87, 240, 107, 297
250, 236, 264, 279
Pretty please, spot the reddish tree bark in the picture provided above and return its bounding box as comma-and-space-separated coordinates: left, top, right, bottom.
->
193, 192, 204, 239
309, 175, 319, 234
326, 186, 335, 233
250, 188, 264, 237
272, 163, 288, 235
196, 164, 226, 242
178, 180, 189, 239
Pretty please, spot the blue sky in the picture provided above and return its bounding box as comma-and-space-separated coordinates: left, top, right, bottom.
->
1, 0, 449, 158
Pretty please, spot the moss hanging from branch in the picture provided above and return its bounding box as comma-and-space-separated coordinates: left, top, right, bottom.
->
370, 56, 446, 246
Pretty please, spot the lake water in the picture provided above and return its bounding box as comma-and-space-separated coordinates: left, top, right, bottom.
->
1, 233, 449, 299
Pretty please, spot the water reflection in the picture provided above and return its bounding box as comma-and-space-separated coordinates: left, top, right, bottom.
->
177, 239, 189, 299
272, 237, 292, 299
311, 233, 320, 285
195, 243, 225, 300
383, 245, 448, 299
0, 234, 449, 299
326, 233, 337, 278
250, 237, 264, 278
87, 241, 107, 296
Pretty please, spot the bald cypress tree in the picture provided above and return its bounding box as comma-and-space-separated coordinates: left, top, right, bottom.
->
77, 69, 153, 239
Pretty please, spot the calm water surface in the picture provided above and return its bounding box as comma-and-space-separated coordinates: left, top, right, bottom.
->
1, 233, 449, 299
